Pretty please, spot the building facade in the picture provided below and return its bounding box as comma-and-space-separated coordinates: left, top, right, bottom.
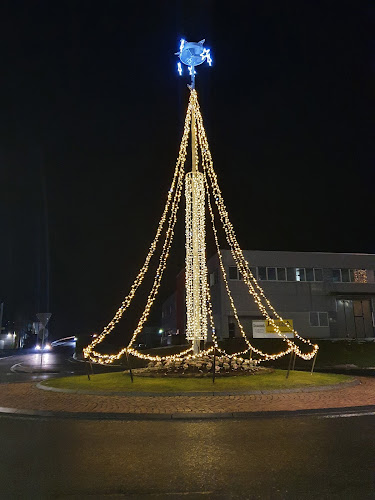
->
162, 250, 375, 341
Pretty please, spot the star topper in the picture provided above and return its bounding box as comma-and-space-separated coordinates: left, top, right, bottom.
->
175, 39, 212, 88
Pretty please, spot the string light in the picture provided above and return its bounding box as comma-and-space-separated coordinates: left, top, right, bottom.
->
84, 93, 195, 363
84, 92, 214, 364
193, 90, 318, 361
353, 269, 367, 283
84, 88, 318, 365
185, 172, 208, 341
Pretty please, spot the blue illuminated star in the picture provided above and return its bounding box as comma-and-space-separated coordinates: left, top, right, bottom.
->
201, 48, 212, 66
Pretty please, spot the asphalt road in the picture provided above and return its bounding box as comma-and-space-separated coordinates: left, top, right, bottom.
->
0, 413, 374, 499
0, 348, 87, 383
1, 350, 374, 498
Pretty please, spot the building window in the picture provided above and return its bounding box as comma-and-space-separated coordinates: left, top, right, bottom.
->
228, 322, 235, 338
332, 269, 341, 282
286, 268, 296, 281
277, 267, 286, 281
352, 269, 368, 283
314, 268, 323, 282
319, 312, 329, 327
340, 269, 350, 282
304, 268, 323, 282
330, 269, 368, 283
305, 268, 314, 281
228, 266, 239, 280
310, 311, 329, 327
296, 268, 306, 281
249, 267, 257, 279
310, 312, 319, 326
210, 269, 218, 286
258, 267, 267, 280
267, 267, 276, 280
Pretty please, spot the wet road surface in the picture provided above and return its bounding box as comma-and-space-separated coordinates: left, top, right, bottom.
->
1, 413, 374, 499
0, 348, 82, 384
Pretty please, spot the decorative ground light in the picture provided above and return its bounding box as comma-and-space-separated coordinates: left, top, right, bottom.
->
83, 40, 319, 370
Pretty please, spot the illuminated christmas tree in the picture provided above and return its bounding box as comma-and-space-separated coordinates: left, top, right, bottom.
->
84, 40, 318, 368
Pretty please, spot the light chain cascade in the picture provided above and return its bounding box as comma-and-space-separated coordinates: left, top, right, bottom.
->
83, 88, 318, 365
185, 171, 208, 348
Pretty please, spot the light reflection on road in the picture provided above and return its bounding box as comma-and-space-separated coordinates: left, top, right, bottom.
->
0, 416, 374, 498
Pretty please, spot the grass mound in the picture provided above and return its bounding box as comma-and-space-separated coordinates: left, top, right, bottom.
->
42, 370, 353, 393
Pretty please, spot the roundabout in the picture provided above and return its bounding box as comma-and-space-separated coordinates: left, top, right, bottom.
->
0, 373, 374, 421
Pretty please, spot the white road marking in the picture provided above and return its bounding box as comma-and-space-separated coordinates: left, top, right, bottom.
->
10, 363, 22, 373
0, 355, 17, 361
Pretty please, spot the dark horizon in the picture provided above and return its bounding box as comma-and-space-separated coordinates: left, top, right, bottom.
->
1, 1, 374, 340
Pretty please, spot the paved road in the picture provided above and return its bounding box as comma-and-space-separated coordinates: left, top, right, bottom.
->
0, 413, 374, 499
0, 348, 123, 383
1, 351, 374, 498
0, 348, 82, 384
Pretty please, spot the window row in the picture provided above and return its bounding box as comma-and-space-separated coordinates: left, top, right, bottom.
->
331, 268, 368, 283
309, 312, 328, 327
228, 266, 323, 282
226, 266, 368, 283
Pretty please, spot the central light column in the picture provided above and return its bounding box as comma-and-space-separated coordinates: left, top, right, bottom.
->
191, 105, 200, 355
185, 99, 207, 353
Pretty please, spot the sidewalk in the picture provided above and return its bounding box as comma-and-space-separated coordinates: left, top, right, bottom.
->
0, 376, 375, 419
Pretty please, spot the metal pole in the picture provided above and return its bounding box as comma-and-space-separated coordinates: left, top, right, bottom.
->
286, 351, 294, 379
212, 347, 216, 384
40, 327, 45, 368
85, 360, 91, 381
292, 351, 297, 371
191, 69, 195, 90
126, 351, 134, 383
311, 352, 318, 375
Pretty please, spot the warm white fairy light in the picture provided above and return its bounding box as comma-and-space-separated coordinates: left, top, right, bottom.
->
84, 88, 318, 365
185, 171, 208, 341
84, 92, 214, 364
193, 90, 317, 361
353, 269, 367, 283
203, 154, 291, 361
84, 93, 195, 363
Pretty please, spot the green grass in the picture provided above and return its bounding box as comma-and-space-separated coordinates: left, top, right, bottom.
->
42, 369, 353, 393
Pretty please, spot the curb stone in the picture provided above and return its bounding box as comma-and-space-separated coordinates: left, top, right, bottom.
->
0, 403, 375, 421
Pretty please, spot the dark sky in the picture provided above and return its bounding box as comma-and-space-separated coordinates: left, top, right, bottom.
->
1, 1, 374, 340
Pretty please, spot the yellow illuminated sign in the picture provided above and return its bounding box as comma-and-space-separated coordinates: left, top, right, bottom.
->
265, 319, 293, 333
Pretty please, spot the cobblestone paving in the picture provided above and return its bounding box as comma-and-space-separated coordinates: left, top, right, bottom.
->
0, 377, 374, 414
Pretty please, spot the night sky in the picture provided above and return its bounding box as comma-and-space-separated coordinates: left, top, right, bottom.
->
1, 1, 374, 341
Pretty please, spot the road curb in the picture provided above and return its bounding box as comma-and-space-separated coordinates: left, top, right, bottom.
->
1, 403, 375, 421
35, 378, 359, 397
